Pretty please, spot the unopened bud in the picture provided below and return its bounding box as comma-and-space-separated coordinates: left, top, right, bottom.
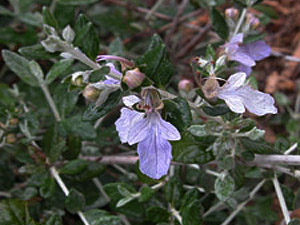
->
71, 73, 84, 87
9, 118, 19, 126
6, 133, 16, 144
246, 14, 260, 29
123, 68, 145, 89
225, 8, 239, 20
202, 77, 220, 99
178, 79, 194, 92
82, 84, 101, 102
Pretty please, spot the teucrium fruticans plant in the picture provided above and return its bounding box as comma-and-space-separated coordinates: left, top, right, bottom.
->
0, 1, 298, 225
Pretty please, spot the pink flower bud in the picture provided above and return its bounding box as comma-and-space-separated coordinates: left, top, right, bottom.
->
123, 68, 145, 89
82, 84, 101, 102
225, 8, 239, 20
178, 79, 194, 92
246, 14, 260, 29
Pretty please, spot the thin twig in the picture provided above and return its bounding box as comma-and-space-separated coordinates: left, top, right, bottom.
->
271, 50, 300, 63
145, 0, 165, 20
232, 8, 247, 37
272, 174, 291, 224
253, 154, 300, 166
221, 180, 266, 225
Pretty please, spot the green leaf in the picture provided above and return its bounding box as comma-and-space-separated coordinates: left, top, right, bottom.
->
63, 135, 82, 160
164, 177, 183, 208
46, 59, 73, 84
40, 176, 56, 199
29, 60, 44, 83
19, 44, 57, 60
146, 206, 170, 223
253, 4, 278, 19
2, 50, 40, 87
281, 184, 295, 210
188, 125, 208, 137
57, 0, 98, 5
61, 116, 96, 140
139, 186, 155, 202
289, 219, 300, 225
42, 124, 67, 162
42, 7, 58, 30
74, 14, 99, 59
89, 66, 110, 83
181, 200, 203, 225
60, 159, 88, 175
210, 8, 229, 40
53, 84, 78, 117
214, 173, 235, 201
45, 214, 63, 225
84, 209, 122, 225
172, 132, 215, 164
82, 90, 122, 121
202, 104, 230, 116
0, 199, 38, 225
163, 97, 192, 131
0, 27, 37, 46
66, 161, 104, 182
239, 137, 274, 154
65, 188, 86, 214
136, 34, 174, 87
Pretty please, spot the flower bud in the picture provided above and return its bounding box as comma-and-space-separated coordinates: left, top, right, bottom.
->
9, 118, 19, 126
225, 8, 239, 20
6, 133, 16, 144
202, 77, 220, 99
246, 14, 260, 29
140, 88, 163, 111
178, 79, 194, 92
82, 84, 101, 102
123, 68, 145, 89
69, 71, 85, 87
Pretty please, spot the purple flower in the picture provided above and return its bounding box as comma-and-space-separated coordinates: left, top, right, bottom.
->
115, 95, 181, 179
103, 63, 121, 85
225, 33, 271, 75
216, 72, 277, 116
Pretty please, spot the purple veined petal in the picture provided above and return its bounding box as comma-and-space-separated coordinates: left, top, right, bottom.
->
240, 40, 271, 61
106, 63, 122, 78
127, 116, 152, 145
137, 129, 172, 179
103, 76, 120, 85
217, 79, 278, 116
154, 114, 181, 141
115, 108, 144, 143
122, 95, 141, 108
223, 72, 247, 90
229, 33, 243, 44
218, 94, 246, 114
235, 64, 252, 76
231, 49, 256, 67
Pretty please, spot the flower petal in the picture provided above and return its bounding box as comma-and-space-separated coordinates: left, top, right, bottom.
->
231, 50, 256, 67
137, 129, 172, 179
235, 64, 252, 76
122, 95, 141, 108
229, 33, 243, 44
240, 41, 271, 61
218, 81, 277, 116
127, 116, 151, 145
115, 108, 144, 143
158, 115, 181, 141
225, 72, 247, 89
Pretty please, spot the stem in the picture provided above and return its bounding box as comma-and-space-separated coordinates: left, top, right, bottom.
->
145, 0, 165, 20
40, 83, 62, 122
221, 180, 266, 225
66, 47, 100, 70
50, 167, 90, 225
232, 8, 247, 37
253, 154, 300, 166
272, 174, 291, 224
92, 178, 110, 202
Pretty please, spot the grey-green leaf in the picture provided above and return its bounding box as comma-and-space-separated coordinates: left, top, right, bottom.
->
2, 50, 40, 86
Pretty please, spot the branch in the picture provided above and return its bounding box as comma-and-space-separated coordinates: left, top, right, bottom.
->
253, 154, 300, 166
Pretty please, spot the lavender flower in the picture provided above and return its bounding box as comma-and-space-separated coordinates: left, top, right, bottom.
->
225, 33, 271, 75
216, 72, 277, 116
115, 93, 181, 179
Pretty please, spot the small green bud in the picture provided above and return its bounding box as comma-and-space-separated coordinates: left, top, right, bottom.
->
82, 84, 101, 102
